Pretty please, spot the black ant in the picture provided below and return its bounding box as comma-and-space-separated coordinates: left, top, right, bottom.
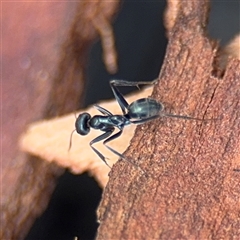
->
69, 79, 212, 170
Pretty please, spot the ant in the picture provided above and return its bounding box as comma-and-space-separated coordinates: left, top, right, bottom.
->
70, 79, 212, 170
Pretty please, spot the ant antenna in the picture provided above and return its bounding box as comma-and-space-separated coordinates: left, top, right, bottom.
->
68, 112, 78, 152
68, 129, 76, 152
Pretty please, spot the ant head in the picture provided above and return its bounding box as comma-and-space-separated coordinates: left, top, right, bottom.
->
68, 112, 91, 152
75, 112, 91, 135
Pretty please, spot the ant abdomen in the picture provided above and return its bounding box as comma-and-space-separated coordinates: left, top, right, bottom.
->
127, 98, 164, 119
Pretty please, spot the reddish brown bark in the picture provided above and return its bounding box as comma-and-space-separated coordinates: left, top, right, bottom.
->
97, 1, 240, 239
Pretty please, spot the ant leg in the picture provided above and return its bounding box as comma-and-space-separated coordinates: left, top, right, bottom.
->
130, 115, 161, 125
90, 130, 114, 168
130, 114, 216, 124
109, 79, 158, 115
103, 129, 146, 174
165, 113, 218, 121
110, 79, 158, 88
94, 104, 113, 116
103, 129, 124, 159
109, 81, 129, 115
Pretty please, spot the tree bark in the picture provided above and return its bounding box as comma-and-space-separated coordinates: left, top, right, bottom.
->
97, 1, 240, 239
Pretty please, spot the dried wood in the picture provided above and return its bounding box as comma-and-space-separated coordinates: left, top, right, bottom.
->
97, 1, 240, 239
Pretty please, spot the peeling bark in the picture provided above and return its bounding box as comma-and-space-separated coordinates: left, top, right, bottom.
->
97, 1, 240, 239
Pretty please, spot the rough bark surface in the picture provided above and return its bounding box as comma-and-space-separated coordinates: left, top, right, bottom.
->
97, 1, 240, 239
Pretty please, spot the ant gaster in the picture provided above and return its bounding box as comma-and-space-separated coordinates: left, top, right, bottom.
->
70, 79, 210, 169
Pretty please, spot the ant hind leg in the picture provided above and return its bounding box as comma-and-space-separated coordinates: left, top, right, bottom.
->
103, 130, 147, 175
109, 79, 159, 115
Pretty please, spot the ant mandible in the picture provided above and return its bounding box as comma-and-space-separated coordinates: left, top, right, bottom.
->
70, 79, 207, 169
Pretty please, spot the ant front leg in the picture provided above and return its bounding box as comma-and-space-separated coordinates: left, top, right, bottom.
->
110, 79, 159, 115
90, 129, 114, 168
103, 129, 124, 159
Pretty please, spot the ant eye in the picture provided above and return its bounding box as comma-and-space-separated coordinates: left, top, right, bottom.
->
76, 113, 91, 135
